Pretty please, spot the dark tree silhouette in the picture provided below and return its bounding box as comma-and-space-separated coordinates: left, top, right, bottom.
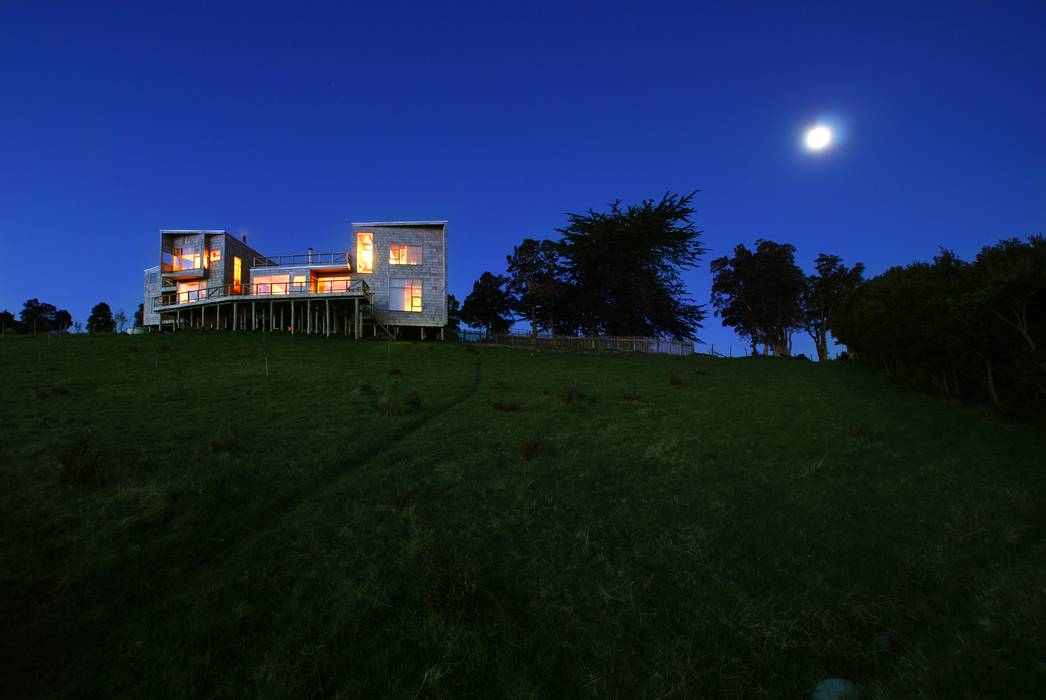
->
0, 309, 20, 335
20, 298, 58, 334
557, 192, 706, 340
800, 254, 864, 361
460, 272, 513, 337
134, 303, 144, 328
87, 302, 116, 334
710, 240, 805, 356
444, 294, 462, 340
53, 309, 73, 332
505, 238, 569, 337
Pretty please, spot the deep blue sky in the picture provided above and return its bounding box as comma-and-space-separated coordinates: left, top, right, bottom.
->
2, 1, 1044, 353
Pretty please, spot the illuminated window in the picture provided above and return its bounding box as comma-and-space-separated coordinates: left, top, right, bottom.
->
171, 245, 202, 271
317, 275, 351, 293
177, 280, 205, 304
356, 232, 374, 273
292, 274, 307, 293
390, 278, 422, 312
209, 249, 222, 262
233, 256, 242, 293
254, 275, 289, 295
389, 244, 422, 265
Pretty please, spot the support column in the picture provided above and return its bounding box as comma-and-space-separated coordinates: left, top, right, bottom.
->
353, 299, 360, 340
176, 309, 180, 332
325, 299, 330, 337
291, 300, 295, 334
306, 299, 311, 335
270, 301, 274, 331
252, 302, 256, 331
233, 302, 238, 331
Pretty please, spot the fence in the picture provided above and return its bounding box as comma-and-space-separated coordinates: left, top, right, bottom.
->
459, 330, 702, 356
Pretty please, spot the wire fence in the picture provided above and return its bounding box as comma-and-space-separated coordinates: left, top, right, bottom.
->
458, 329, 719, 357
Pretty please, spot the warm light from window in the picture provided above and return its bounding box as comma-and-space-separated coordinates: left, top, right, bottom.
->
389, 244, 422, 265
356, 232, 374, 273
233, 256, 242, 293
210, 249, 221, 262
317, 275, 351, 293
255, 275, 289, 295
390, 278, 422, 312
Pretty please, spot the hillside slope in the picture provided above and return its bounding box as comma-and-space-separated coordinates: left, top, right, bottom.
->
1, 334, 1043, 698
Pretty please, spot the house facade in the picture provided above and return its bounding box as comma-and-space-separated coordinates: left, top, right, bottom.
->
144, 221, 448, 338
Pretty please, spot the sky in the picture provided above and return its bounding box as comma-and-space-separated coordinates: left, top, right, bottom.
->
1, 1, 1044, 354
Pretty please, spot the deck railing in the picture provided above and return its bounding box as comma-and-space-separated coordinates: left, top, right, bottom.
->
459, 329, 698, 356
153, 279, 370, 308
252, 252, 350, 268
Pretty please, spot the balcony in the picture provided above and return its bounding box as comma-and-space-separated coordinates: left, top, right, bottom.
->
252, 252, 351, 272
153, 278, 372, 310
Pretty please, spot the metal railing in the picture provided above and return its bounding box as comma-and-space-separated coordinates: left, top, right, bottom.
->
153, 279, 371, 308
252, 252, 350, 268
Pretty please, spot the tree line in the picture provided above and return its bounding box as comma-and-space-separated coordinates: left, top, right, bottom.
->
0, 299, 140, 335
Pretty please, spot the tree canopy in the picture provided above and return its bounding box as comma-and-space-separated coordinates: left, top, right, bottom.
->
505, 238, 568, 337
460, 272, 513, 337
557, 192, 707, 340
87, 302, 115, 334
799, 254, 865, 361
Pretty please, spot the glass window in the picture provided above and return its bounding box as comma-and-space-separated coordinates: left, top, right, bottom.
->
389, 244, 422, 265
254, 275, 289, 295
292, 274, 307, 293
390, 279, 422, 312
233, 256, 242, 293
356, 232, 374, 273
176, 280, 205, 304
209, 249, 221, 262
171, 245, 202, 271
317, 276, 351, 293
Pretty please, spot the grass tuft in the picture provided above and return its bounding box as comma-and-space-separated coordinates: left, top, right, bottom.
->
669, 371, 684, 386
55, 430, 102, 484
209, 427, 242, 454
490, 399, 521, 412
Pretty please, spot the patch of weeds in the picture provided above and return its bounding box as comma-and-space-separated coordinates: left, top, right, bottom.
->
388, 366, 402, 376
375, 387, 422, 416
32, 384, 70, 400
694, 369, 709, 376
520, 437, 547, 460
669, 372, 684, 386
55, 431, 102, 484
422, 540, 483, 616
491, 380, 508, 390
352, 381, 375, 396
559, 383, 595, 406
850, 425, 883, 444
128, 345, 142, 353
209, 427, 242, 454
621, 387, 642, 401
490, 399, 521, 412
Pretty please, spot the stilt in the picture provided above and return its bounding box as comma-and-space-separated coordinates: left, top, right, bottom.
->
252, 302, 256, 331
325, 299, 330, 337
176, 308, 180, 332
307, 299, 311, 335
291, 300, 295, 334
233, 302, 238, 331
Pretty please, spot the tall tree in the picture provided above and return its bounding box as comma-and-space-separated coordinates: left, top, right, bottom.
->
505, 238, 569, 337
710, 240, 805, 357
87, 302, 116, 333
53, 309, 73, 332
800, 254, 865, 361
557, 192, 707, 340
460, 272, 513, 337
20, 298, 57, 333
0, 310, 20, 335
114, 309, 129, 333
134, 303, 144, 328
444, 294, 462, 340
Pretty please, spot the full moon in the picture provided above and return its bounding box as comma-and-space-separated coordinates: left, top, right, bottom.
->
804, 124, 833, 151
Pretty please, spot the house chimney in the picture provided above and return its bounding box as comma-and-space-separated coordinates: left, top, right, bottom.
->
242, 234, 247, 243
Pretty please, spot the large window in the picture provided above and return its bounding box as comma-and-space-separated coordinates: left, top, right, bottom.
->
254, 274, 289, 295
356, 232, 374, 273
233, 256, 242, 293
169, 245, 202, 271
390, 279, 422, 312
292, 274, 307, 293
176, 280, 205, 304
389, 244, 422, 265
317, 275, 351, 293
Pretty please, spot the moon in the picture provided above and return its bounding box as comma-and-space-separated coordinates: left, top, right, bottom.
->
804, 124, 833, 151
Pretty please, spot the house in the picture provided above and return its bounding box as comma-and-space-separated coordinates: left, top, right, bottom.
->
143, 221, 448, 338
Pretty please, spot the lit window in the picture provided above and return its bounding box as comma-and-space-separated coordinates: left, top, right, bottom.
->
390, 278, 422, 312
292, 274, 307, 293
389, 244, 422, 265
233, 256, 242, 293
254, 275, 289, 295
210, 249, 222, 262
317, 276, 351, 293
356, 232, 374, 273
171, 245, 202, 271
177, 280, 205, 304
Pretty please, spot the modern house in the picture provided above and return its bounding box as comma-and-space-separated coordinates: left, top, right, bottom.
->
143, 221, 448, 338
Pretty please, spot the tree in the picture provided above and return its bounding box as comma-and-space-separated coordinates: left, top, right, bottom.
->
800, 254, 865, 361
460, 272, 513, 337
1, 310, 21, 335
505, 238, 569, 337
134, 303, 144, 328
87, 302, 116, 333
557, 192, 707, 340
444, 294, 462, 340
710, 240, 805, 357
19, 298, 57, 334
53, 309, 73, 332
114, 309, 129, 333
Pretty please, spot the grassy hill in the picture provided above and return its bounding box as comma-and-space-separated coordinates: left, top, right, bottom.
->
1, 333, 1044, 698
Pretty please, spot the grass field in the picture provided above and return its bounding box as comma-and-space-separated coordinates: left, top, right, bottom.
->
1, 333, 1044, 698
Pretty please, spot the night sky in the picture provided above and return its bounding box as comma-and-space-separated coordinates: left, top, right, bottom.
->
2, 1, 1044, 354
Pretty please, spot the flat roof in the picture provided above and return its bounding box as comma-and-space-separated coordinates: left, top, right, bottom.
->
161, 229, 229, 234
351, 220, 447, 227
